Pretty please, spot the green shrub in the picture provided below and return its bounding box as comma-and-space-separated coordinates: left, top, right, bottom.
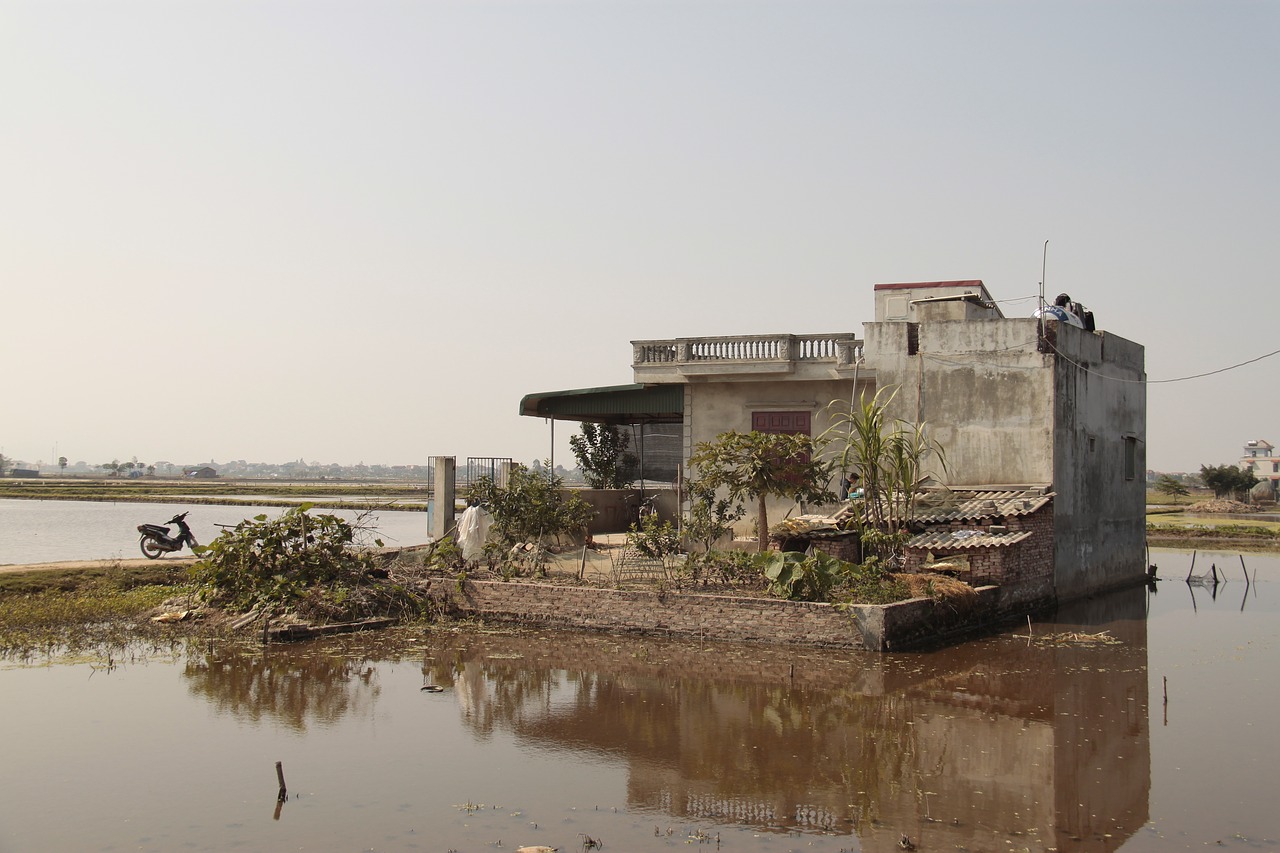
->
760, 550, 847, 601
687, 549, 758, 585
758, 549, 912, 604
626, 512, 681, 559
840, 556, 911, 605
189, 505, 399, 621
468, 465, 593, 546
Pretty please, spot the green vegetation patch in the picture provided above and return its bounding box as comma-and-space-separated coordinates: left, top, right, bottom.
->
1147, 521, 1280, 539
0, 581, 184, 658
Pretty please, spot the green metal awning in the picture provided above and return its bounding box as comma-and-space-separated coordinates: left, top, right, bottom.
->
519, 383, 683, 425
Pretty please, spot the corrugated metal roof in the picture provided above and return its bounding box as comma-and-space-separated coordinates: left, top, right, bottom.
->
906, 529, 1034, 550
911, 489, 1053, 524
519, 383, 684, 424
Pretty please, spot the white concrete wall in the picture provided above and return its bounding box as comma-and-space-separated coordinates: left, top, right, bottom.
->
683, 376, 873, 537
864, 318, 1055, 486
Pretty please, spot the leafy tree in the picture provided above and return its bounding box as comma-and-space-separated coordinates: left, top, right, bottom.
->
684, 472, 746, 553
58, 456, 68, 475
0, 453, 9, 477
100, 460, 121, 477
1153, 474, 1189, 497
569, 423, 638, 489
468, 463, 594, 546
1199, 464, 1258, 500
688, 430, 836, 552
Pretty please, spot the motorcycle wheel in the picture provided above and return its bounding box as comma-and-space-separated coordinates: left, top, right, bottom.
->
140, 536, 166, 560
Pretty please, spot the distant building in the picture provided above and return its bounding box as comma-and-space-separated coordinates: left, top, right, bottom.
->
185, 466, 218, 478
10, 468, 39, 478
1241, 440, 1278, 498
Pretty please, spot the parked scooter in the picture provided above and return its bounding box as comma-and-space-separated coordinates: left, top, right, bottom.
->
137, 512, 199, 559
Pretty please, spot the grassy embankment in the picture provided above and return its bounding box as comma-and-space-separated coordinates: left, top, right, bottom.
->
0, 561, 198, 657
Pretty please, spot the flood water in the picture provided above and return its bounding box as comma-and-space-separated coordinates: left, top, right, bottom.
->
1, 548, 1277, 852
0, 498, 429, 565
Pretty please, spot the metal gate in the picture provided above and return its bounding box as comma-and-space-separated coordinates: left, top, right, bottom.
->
465, 457, 512, 488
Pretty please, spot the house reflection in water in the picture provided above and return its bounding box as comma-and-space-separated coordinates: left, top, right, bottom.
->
430, 587, 1149, 853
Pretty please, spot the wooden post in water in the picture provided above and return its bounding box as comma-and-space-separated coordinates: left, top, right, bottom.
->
275, 761, 287, 801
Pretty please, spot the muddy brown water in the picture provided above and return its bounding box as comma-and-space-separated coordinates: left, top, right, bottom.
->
1, 547, 1277, 852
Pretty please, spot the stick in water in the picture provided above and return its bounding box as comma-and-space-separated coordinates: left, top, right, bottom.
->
276, 761, 287, 801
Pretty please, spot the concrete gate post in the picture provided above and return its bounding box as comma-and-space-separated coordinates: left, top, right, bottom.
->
431, 456, 456, 541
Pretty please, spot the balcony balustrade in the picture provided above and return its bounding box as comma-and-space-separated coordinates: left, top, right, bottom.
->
632, 333, 863, 381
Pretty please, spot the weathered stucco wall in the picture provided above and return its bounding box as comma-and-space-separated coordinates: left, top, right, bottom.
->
574, 488, 680, 534
864, 315, 1147, 602
1049, 324, 1147, 598
864, 318, 1055, 486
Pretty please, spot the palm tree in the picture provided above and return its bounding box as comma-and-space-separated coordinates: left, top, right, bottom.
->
820, 388, 948, 558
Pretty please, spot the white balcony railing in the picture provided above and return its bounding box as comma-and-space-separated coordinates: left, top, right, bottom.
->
633, 333, 863, 370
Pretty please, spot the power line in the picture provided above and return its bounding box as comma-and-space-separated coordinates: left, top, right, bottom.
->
1047, 342, 1280, 384
1145, 347, 1280, 384
917, 338, 1280, 385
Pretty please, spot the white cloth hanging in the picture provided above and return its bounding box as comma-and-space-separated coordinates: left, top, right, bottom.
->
456, 505, 492, 562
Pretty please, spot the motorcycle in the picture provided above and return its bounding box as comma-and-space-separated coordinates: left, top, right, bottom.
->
137, 511, 199, 559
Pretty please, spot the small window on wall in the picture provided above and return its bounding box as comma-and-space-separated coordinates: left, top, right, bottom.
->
1124, 436, 1138, 481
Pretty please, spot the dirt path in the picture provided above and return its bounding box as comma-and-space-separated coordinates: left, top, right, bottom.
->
0, 556, 199, 574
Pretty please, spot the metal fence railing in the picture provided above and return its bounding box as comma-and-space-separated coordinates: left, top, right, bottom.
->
465, 457, 512, 488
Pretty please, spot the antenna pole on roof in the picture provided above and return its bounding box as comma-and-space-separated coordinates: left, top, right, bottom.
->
1038, 240, 1049, 344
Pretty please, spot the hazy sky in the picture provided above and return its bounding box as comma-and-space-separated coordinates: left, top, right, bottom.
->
3, 1, 1276, 473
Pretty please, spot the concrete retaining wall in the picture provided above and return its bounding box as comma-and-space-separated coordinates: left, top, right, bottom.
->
427, 577, 1004, 651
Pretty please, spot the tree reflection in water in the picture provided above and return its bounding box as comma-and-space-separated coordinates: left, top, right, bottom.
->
184, 650, 382, 731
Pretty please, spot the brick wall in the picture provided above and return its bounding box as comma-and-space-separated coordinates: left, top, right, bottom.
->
903, 503, 1056, 609
806, 535, 861, 562
425, 577, 1005, 652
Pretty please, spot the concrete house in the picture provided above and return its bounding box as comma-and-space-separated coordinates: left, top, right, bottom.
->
522, 280, 1147, 605
1241, 439, 1279, 499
